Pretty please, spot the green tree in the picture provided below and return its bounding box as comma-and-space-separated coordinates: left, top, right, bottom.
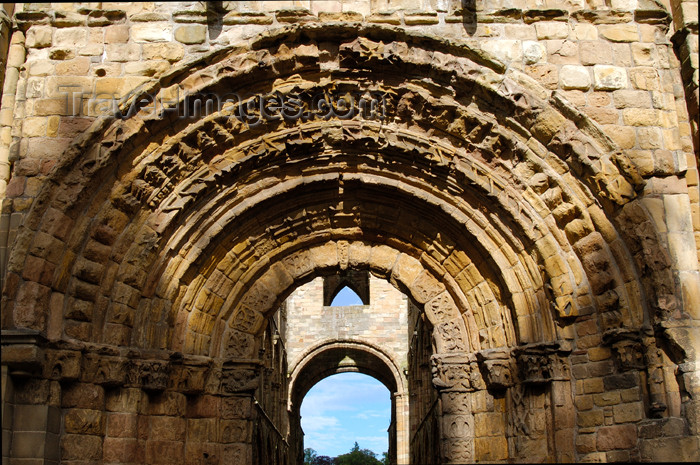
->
380, 452, 389, 465
304, 448, 318, 465
335, 442, 382, 465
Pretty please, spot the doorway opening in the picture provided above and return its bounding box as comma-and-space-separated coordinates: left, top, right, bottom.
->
301, 372, 391, 464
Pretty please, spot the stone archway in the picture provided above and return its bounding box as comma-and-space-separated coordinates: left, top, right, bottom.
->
2, 20, 697, 465
288, 340, 408, 465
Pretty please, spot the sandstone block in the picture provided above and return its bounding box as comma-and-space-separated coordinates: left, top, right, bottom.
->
28, 60, 54, 77
142, 43, 185, 62
560, 65, 591, 90
64, 408, 104, 435
149, 416, 185, 441
583, 377, 604, 393
600, 24, 639, 42
623, 108, 659, 126
106, 412, 138, 438
105, 44, 142, 62
186, 395, 221, 418
54, 27, 87, 47
146, 440, 184, 464
577, 409, 604, 427
535, 22, 569, 40
105, 388, 144, 413
576, 433, 597, 453
26, 26, 52, 48
612, 89, 651, 108
573, 23, 597, 40
522, 41, 546, 64
594, 65, 628, 90
631, 43, 656, 66
175, 24, 206, 44
546, 40, 579, 64
475, 436, 508, 461
613, 401, 644, 423
102, 437, 141, 463
56, 57, 91, 76
186, 418, 218, 443
610, 0, 638, 8
131, 23, 172, 43
637, 127, 662, 149
105, 25, 129, 44
525, 64, 558, 89
61, 434, 103, 460
630, 67, 660, 90
597, 424, 637, 450
580, 41, 613, 65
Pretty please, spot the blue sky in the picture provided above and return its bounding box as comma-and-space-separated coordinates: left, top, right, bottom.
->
300, 372, 390, 457
300, 286, 391, 458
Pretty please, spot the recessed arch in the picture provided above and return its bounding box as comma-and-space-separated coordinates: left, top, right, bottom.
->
5, 23, 676, 360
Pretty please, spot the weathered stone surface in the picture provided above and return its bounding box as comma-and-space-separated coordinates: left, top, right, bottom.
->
2, 3, 699, 465
594, 65, 628, 90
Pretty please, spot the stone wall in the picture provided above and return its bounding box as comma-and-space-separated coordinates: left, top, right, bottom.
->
284, 274, 409, 371
0, 1, 698, 464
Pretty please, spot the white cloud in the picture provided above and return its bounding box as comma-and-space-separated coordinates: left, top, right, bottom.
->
302, 415, 340, 431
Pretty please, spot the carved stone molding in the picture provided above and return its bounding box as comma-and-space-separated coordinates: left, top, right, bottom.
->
0, 333, 261, 395
512, 341, 571, 384
0, 329, 46, 375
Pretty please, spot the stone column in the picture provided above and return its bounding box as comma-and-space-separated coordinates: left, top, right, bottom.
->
0, 26, 25, 294
394, 391, 410, 465
430, 353, 478, 464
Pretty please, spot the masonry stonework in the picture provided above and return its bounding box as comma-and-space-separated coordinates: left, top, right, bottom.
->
0, 0, 698, 463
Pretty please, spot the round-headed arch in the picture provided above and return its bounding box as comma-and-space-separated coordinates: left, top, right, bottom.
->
3, 22, 682, 367
288, 339, 406, 413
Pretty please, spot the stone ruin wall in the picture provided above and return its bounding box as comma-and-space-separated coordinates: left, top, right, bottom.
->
0, 1, 698, 464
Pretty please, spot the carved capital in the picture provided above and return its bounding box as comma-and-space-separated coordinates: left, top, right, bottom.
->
82, 353, 127, 386
476, 348, 514, 390
171, 361, 209, 394
513, 341, 571, 384
44, 349, 82, 381
126, 359, 170, 392
221, 362, 260, 394
603, 329, 645, 371
430, 353, 483, 392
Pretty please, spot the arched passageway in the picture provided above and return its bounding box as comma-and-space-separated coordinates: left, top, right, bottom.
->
1, 15, 697, 465
290, 341, 406, 464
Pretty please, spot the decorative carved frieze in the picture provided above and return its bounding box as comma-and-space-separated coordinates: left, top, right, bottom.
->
171, 361, 209, 394
1, 333, 263, 396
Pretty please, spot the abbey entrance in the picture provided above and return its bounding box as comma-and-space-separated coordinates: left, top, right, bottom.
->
1, 1, 699, 463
